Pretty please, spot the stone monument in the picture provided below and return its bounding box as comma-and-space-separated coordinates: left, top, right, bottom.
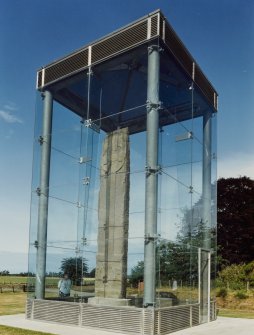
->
91, 127, 130, 305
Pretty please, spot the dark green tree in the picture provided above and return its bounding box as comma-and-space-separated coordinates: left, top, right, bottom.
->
60, 257, 88, 284
217, 177, 254, 265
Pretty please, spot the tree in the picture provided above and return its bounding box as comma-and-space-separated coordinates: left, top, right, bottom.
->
176, 176, 254, 267
87, 268, 96, 278
129, 177, 254, 284
217, 261, 254, 290
0, 270, 10, 276
158, 239, 193, 284
60, 257, 88, 284
217, 177, 254, 265
129, 261, 144, 287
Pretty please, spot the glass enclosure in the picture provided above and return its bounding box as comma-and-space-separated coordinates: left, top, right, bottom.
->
28, 38, 217, 321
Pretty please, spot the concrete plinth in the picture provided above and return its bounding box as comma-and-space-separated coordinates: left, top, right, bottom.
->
95, 127, 130, 299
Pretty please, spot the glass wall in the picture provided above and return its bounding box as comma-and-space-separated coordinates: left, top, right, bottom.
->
28, 42, 217, 313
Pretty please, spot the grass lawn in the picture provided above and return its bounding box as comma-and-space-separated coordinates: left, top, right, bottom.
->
0, 325, 54, 335
0, 292, 26, 316
218, 308, 254, 319
0, 277, 27, 284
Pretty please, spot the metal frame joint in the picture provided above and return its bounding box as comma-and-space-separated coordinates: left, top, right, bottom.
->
146, 100, 163, 112
84, 119, 100, 133
38, 136, 44, 145
83, 177, 90, 185
146, 165, 161, 176
148, 45, 163, 54
144, 233, 159, 244
36, 187, 41, 196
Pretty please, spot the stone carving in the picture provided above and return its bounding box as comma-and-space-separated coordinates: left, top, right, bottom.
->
95, 127, 130, 299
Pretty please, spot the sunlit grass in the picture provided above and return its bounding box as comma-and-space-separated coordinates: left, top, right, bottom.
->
0, 276, 27, 285
0, 325, 54, 335
218, 309, 254, 319
0, 292, 26, 316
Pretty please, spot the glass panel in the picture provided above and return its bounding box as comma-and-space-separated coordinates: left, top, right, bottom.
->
28, 91, 44, 297
199, 249, 211, 323
28, 40, 217, 314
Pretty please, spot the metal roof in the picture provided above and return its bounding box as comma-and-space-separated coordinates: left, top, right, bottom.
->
36, 10, 218, 111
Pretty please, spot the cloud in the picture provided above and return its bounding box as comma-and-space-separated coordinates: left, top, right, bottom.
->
3, 102, 17, 111
0, 110, 23, 124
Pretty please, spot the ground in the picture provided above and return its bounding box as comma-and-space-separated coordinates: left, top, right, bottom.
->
216, 290, 254, 318
0, 325, 54, 335
1, 277, 254, 334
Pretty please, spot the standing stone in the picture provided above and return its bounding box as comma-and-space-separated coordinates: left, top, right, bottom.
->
95, 127, 130, 299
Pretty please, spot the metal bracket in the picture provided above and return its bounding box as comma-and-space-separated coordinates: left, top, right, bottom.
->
146, 165, 161, 176
36, 187, 41, 196
81, 237, 87, 246
83, 177, 90, 185
79, 156, 92, 164
38, 136, 44, 145
144, 233, 159, 244
175, 131, 193, 142
84, 119, 100, 133
148, 45, 164, 54
87, 68, 93, 76
34, 240, 38, 249
146, 100, 163, 112
189, 186, 193, 194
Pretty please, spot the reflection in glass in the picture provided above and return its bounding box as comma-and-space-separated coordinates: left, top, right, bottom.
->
28, 34, 217, 321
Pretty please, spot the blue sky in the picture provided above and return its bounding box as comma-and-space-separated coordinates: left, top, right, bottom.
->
0, 0, 253, 272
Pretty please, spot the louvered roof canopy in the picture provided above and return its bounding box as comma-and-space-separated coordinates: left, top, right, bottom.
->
37, 10, 218, 134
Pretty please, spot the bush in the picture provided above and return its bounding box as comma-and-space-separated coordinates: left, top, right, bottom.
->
216, 287, 228, 298
217, 264, 246, 290
234, 290, 249, 299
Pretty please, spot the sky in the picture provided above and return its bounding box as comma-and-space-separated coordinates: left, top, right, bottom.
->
0, 0, 253, 273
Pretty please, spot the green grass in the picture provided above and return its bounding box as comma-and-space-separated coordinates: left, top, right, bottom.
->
0, 277, 27, 285
0, 325, 55, 335
0, 276, 95, 286
218, 309, 254, 319
0, 292, 26, 316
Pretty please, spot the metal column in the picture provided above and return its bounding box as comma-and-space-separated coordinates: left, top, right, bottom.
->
144, 45, 160, 307
35, 91, 53, 299
200, 111, 212, 322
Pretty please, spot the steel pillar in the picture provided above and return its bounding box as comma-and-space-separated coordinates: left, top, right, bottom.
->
143, 45, 160, 307
35, 91, 53, 299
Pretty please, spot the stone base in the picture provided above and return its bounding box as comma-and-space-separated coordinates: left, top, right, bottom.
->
88, 297, 132, 307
